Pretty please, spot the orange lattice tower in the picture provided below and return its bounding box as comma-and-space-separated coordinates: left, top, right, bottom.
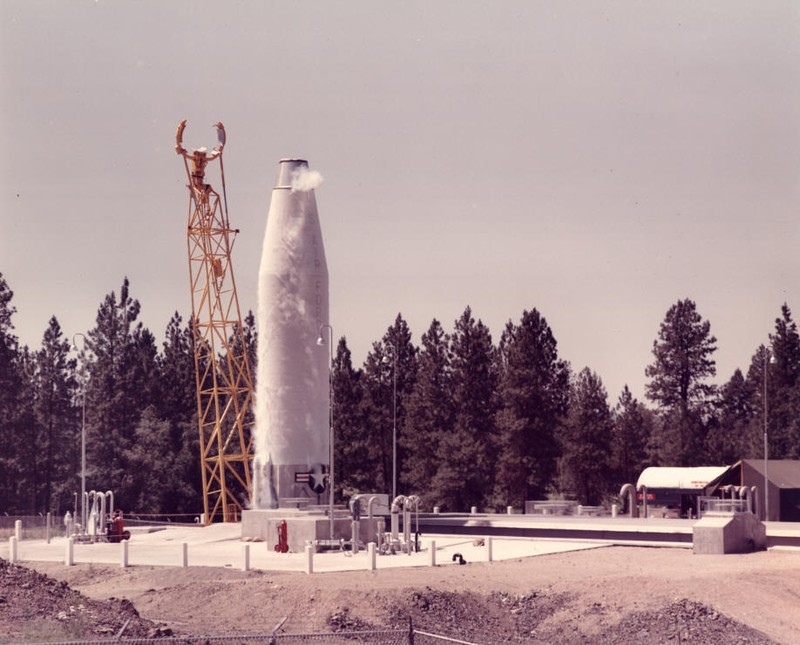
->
176, 120, 254, 523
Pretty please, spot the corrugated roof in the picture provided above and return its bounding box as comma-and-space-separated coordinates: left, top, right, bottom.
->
637, 466, 731, 490
741, 460, 800, 488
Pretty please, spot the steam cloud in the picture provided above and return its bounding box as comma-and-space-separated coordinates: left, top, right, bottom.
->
290, 167, 324, 192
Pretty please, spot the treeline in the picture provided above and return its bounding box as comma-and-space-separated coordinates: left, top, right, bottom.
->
0, 272, 798, 516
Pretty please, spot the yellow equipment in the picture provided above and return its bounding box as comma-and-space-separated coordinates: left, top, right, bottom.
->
176, 120, 254, 523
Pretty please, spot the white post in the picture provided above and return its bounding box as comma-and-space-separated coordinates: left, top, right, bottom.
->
46, 512, 52, 544
428, 540, 436, 567
506, 506, 514, 515
368, 542, 376, 571
65, 537, 74, 566
14, 519, 22, 541
486, 537, 493, 562
121, 540, 129, 569
433, 506, 440, 515
471, 506, 477, 515
181, 542, 188, 568
305, 544, 314, 574
242, 543, 250, 572
9, 536, 17, 564
611, 504, 618, 518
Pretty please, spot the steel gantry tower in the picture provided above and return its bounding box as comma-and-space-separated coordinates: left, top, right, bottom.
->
176, 120, 254, 523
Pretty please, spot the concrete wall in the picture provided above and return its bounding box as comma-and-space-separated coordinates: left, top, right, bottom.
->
693, 512, 767, 554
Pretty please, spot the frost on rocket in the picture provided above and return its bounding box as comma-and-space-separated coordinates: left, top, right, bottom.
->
252, 159, 330, 510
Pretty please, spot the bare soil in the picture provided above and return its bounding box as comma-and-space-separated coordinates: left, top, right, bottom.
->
3, 546, 799, 643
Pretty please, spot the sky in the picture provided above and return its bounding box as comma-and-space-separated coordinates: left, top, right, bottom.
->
1, 1, 798, 403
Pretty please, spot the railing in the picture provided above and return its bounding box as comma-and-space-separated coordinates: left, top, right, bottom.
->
698, 497, 750, 516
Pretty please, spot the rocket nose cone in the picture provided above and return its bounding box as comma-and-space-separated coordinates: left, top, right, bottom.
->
275, 159, 309, 189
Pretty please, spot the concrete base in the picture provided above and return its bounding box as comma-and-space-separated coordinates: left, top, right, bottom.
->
241, 509, 386, 554
693, 512, 767, 554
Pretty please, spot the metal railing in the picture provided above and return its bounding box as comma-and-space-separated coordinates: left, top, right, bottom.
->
698, 497, 750, 516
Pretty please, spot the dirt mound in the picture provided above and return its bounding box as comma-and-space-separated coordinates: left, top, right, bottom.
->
374, 588, 774, 644
0, 559, 171, 643
593, 598, 774, 645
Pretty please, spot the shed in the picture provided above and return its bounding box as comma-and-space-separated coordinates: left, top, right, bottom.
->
718, 460, 800, 522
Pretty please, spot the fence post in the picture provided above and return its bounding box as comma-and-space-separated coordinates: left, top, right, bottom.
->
9, 536, 17, 564
14, 519, 22, 541
181, 542, 188, 568
121, 540, 129, 569
486, 536, 493, 562
242, 543, 250, 572
428, 540, 436, 567
368, 542, 376, 571
305, 544, 314, 574
65, 537, 74, 566
408, 616, 414, 645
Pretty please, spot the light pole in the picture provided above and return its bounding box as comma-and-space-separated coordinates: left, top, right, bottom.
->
763, 348, 775, 522
383, 343, 398, 502
316, 324, 334, 540
72, 333, 87, 536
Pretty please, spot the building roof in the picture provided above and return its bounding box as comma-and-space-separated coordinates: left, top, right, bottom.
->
637, 466, 731, 491
741, 460, 800, 488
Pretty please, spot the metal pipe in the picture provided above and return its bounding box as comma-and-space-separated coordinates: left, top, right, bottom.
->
403, 495, 419, 554
637, 484, 648, 519
390, 495, 406, 546
619, 483, 637, 518
366, 495, 378, 519
751, 485, 760, 520
105, 491, 114, 522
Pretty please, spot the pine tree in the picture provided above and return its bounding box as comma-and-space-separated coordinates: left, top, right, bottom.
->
358, 315, 417, 498
32, 317, 78, 513
611, 386, 654, 486
0, 273, 23, 510
122, 406, 176, 513
768, 304, 800, 458
330, 337, 366, 499
14, 347, 37, 513
432, 307, 496, 512
156, 313, 202, 513
491, 309, 570, 508
705, 369, 758, 464
84, 278, 159, 508
645, 299, 717, 465
560, 368, 614, 505
400, 319, 452, 509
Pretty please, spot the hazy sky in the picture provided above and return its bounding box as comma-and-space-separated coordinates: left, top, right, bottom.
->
2, 1, 798, 403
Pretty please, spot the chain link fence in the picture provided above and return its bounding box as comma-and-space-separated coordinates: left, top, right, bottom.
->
23, 625, 481, 645
0, 515, 67, 540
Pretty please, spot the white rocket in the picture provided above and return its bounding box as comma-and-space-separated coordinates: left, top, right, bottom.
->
252, 159, 329, 509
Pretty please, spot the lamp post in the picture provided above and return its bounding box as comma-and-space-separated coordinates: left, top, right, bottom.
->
382, 343, 398, 502
316, 324, 334, 540
72, 333, 87, 536
763, 348, 775, 522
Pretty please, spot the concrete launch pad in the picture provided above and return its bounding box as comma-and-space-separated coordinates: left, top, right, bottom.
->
241, 508, 383, 553
4, 514, 797, 575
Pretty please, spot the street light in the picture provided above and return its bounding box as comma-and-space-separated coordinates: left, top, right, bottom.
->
763, 348, 776, 522
382, 343, 398, 502
316, 324, 334, 541
72, 333, 87, 536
